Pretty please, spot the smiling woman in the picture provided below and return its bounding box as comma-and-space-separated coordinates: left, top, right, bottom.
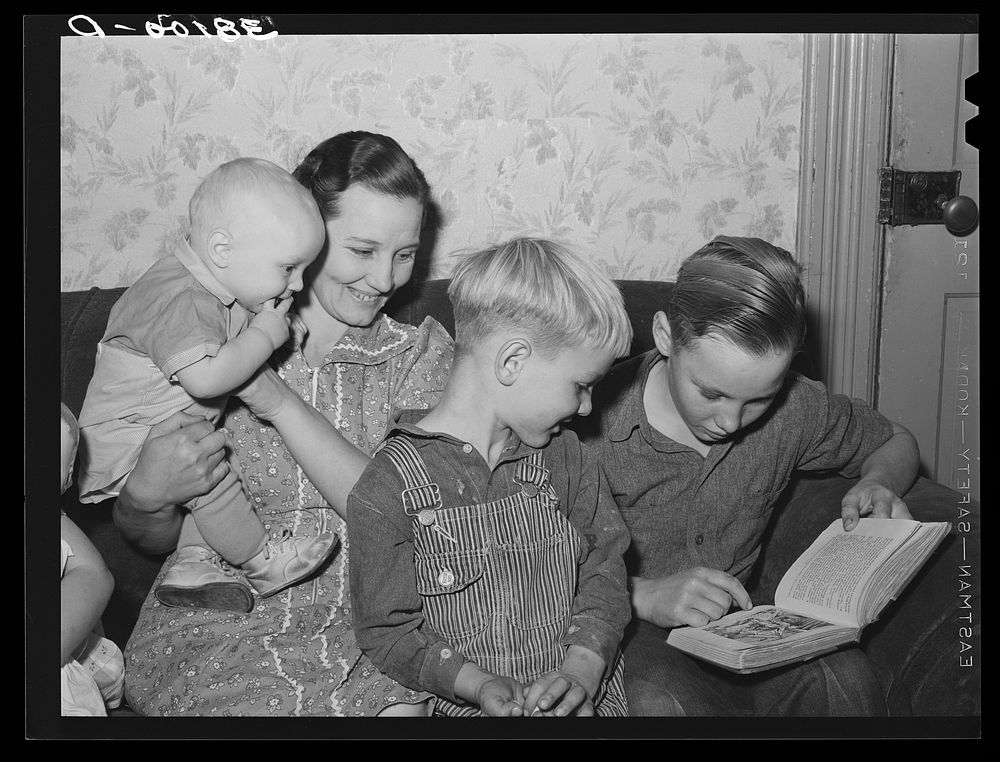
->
117, 132, 455, 717
294, 184, 424, 364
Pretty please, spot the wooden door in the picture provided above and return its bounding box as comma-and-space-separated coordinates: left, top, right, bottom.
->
876, 34, 979, 501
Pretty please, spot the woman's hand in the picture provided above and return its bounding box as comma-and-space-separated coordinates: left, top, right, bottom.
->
234, 365, 371, 517
631, 568, 753, 629
124, 411, 228, 509
113, 410, 228, 554
234, 364, 297, 421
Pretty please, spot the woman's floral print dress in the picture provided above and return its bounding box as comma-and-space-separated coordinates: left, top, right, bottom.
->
123, 315, 454, 716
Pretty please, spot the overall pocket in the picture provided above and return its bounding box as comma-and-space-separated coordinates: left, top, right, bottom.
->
414, 548, 489, 640
505, 531, 578, 630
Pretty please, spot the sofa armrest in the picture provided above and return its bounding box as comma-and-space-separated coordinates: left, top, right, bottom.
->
750, 474, 980, 716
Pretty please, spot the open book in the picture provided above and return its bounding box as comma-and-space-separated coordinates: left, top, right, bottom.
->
666, 518, 951, 674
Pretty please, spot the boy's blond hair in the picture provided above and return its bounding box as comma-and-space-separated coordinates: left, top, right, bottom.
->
189, 157, 317, 236
448, 237, 633, 359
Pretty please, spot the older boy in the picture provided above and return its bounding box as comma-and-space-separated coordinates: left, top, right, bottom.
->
575, 235, 918, 716
78, 158, 338, 612
348, 238, 633, 717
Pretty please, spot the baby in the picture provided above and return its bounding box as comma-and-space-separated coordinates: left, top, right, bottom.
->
77, 158, 338, 612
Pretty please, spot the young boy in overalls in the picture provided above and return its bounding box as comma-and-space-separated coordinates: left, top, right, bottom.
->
347, 238, 633, 717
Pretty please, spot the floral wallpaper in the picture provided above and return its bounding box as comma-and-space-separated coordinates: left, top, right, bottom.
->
60, 32, 804, 290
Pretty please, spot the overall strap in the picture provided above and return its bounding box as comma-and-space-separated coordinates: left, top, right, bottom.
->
513, 449, 551, 499
379, 436, 443, 518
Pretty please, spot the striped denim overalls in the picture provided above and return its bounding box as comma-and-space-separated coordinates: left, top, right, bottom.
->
381, 435, 628, 717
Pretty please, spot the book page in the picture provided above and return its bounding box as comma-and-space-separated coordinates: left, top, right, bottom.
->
698, 606, 840, 648
857, 522, 951, 621
666, 604, 858, 672
774, 519, 920, 627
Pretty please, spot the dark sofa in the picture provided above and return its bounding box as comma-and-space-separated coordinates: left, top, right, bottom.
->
60, 279, 981, 719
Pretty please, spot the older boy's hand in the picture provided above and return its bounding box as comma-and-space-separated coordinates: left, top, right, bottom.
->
841, 478, 913, 531
633, 568, 753, 629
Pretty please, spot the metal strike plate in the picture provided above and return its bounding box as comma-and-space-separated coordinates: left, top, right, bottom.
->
878, 168, 962, 226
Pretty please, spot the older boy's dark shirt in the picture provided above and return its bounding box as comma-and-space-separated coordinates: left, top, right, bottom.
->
574, 350, 895, 583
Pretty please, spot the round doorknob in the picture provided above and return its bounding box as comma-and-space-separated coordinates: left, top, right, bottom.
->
939, 195, 979, 237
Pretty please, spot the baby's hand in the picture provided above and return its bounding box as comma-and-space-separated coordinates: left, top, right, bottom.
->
522, 670, 594, 717
476, 675, 526, 717
250, 298, 293, 351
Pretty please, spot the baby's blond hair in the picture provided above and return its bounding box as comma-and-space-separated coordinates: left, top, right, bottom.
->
189, 157, 317, 236
448, 237, 633, 359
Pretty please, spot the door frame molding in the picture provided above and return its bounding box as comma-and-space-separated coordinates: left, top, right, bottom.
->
796, 33, 894, 404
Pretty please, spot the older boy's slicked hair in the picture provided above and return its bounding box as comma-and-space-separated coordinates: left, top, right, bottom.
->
448, 237, 633, 359
189, 157, 317, 234
668, 235, 807, 356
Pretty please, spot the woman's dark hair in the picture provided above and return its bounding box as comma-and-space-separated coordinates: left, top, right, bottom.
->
292, 131, 431, 221
667, 235, 807, 356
